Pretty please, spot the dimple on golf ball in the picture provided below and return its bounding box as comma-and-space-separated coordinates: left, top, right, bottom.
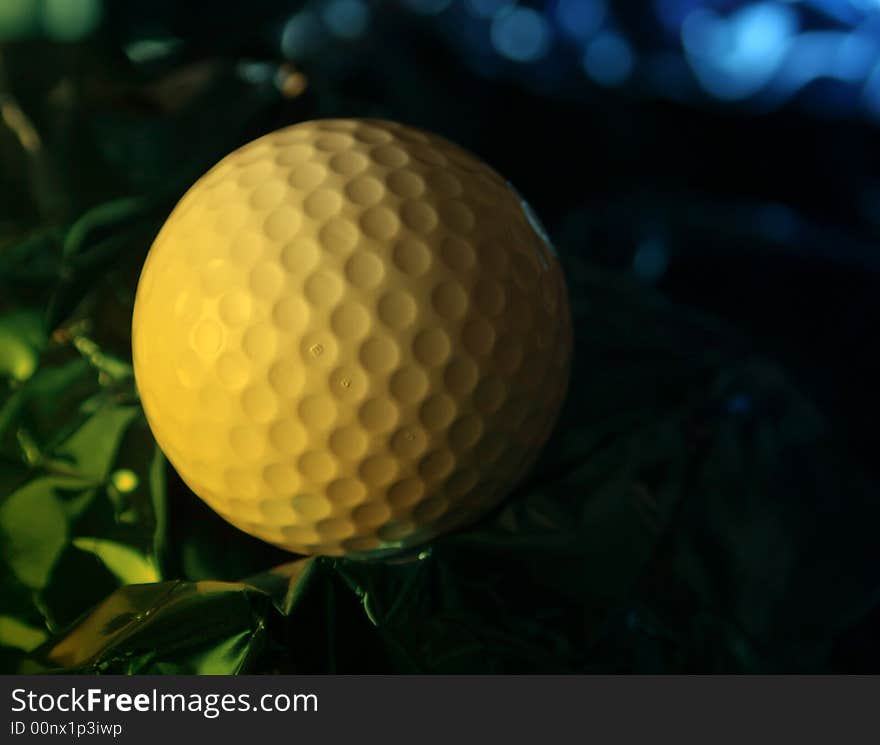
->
132, 119, 571, 557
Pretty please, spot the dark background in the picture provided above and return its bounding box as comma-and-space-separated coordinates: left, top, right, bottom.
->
0, 0, 878, 673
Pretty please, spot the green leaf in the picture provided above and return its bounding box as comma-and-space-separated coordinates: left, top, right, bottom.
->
0, 309, 46, 382
72, 537, 160, 585
148, 445, 168, 573
0, 616, 47, 653
47, 214, 162, 331
52, 404, 138, 481
0, 358, 93, 447
0, 477, 69, 589
61, 196, 151, 260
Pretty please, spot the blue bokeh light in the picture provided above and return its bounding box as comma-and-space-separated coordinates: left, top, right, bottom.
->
583, 31, 635, 86
632, 238, 669, 282
390, 0, 880, 122
554, 0, 607, 41
836, 32, 878, 82
281, 11, 323, 60
804, 0, 862, 25
490, 7, 553, 63
323, 0, 370, 40
682, 3, 799, 100
654, 0, 705, 33
466, 0, 514, 19
237, 61, 276, 84
862, 61, 880, 118
771, 30, 878, 100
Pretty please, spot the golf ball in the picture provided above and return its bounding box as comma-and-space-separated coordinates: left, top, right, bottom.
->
132, 119, 571, 556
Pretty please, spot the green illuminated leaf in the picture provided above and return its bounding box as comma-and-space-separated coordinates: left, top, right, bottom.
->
0, 616, 47, 652
52, 404, 139, 480
0, 309, 46, 382
0, 478, 68, 589
72, 537, 160, 585
0, 358, 93, 446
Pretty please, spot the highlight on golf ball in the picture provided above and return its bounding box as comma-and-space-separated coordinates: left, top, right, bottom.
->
132, 118, 572, 556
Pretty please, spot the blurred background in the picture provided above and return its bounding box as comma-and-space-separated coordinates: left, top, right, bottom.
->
0, 0, 878, 673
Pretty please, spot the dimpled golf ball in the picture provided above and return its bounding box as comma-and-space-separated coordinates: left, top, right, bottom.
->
132, 119, 571, 556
